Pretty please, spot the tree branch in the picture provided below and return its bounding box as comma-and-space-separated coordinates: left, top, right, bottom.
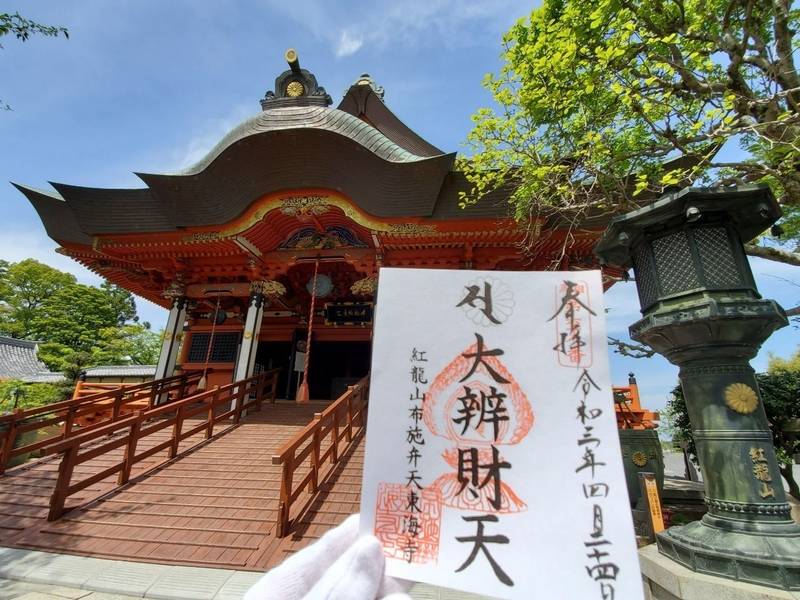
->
608, 337, 656, 358
771, 0, 800, 110
745, 243, 800, 266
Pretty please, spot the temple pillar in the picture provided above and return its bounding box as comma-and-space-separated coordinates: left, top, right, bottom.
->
234, 282, 266, 384
154, 294, 187, 403
232, 280, 285, 410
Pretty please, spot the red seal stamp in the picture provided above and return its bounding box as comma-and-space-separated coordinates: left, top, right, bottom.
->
374, 482, 442, 564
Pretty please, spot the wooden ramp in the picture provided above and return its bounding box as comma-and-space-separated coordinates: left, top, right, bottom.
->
256, 430, 365, 569
0, 416, 210, 544
0, 402, 366, 571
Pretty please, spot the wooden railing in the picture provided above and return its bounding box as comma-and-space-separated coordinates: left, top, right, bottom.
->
0, 371, 206, 475
72, 380, 131, 400
272, 377, 369, 537
44, 369, 279, 521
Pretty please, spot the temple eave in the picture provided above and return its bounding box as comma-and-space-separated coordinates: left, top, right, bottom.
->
16, 52, 624, 402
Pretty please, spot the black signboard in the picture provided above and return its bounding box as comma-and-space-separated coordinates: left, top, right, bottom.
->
324, 302, 373, 326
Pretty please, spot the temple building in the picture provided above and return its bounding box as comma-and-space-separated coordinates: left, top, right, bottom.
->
0, 336, 64, 384
0, 52, 679, 579
16, 51, 616, 400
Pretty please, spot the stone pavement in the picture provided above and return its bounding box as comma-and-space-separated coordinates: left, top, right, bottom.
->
0, 579, 140, 600
0, 547, 490, 600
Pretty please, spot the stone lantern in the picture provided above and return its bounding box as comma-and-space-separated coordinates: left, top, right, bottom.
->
595, 185, 799, 590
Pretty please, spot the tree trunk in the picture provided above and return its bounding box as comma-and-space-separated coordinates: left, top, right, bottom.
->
779, 463, 800, 502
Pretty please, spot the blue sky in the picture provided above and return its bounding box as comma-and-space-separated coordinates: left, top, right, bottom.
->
1, 1, 798, 415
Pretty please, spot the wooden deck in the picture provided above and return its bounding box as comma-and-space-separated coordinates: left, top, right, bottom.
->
0, 402, 365, 571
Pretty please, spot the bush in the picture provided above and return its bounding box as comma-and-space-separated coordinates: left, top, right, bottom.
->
0, 379, 64, 413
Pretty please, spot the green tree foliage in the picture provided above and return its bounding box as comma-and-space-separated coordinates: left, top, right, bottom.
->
0, 260, 9, 323
100, 281, 139, 326
666, 347, 800, 500
463, 0, 800, 264
769, 348, 800, 371
1, 12, 68, 110
0, 259, 75, 337
91, 324, 161, 366
0, 12, 68, 41
36, 342, 81, 375
0, 379, 26, 411
0, 259, 9, 297
58, 351, 92, 386
28, 284, 120, 352
0, 259, 157, 373
0, 379, 62, 412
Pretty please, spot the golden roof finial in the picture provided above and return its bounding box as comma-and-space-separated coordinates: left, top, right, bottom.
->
285, 48, 300, 73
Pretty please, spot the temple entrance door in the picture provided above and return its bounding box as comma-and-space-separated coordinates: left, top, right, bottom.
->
254, 341, 293, 400
307, 341, 371, 400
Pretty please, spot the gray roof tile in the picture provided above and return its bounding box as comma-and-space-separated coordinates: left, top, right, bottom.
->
22, 372, 67, 384
0, 336, 64, 383
84, 365, 156, 378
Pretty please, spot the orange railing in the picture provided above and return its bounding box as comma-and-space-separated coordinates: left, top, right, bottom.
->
272, 377, 369, 537
72, 380, 132, 400
0, 371, 206, 475
44, 369, 279, 521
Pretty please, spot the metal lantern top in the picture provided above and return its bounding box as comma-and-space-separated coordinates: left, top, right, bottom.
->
595, 185, 782, 313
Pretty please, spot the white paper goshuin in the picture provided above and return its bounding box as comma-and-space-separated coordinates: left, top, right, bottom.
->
360, 268, 644, 600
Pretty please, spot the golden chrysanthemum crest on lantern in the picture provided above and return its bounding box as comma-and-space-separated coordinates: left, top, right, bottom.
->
724, 382, 759, 414
350, 276, 377, 296
250, 280, 287, 297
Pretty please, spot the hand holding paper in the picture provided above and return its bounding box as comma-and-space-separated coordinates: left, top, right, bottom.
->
244, 514, 411, 600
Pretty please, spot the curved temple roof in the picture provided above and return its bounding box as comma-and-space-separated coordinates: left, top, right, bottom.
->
181, 105, 426, 174
337, 80, 444, 157
16, 63, 514, 245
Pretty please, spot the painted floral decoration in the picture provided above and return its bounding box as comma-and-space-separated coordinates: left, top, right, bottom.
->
251, 280, 287, 297
350, 276, 378, 295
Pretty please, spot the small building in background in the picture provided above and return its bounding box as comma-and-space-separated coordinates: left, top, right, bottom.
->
81, 365, 156, 384
0, 336, 65, 384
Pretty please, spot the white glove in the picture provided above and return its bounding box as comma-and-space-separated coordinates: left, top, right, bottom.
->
244, 514, 412, 600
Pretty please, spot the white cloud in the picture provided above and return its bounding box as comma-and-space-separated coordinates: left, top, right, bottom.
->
265, 0, 532, 58
336, 31, 364, 58
166, 102, 255, 172
346, 0, 531, 54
